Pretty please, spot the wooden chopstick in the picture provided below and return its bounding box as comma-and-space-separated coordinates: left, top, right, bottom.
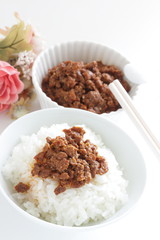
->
109, 80, 160, 159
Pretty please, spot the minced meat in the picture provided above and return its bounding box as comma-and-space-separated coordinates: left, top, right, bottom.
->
15, 182, 30, 193
31, 126, 109, 195
42, 61, 131, 114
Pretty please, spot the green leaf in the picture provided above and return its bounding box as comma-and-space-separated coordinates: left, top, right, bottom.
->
0, 19, 33, 61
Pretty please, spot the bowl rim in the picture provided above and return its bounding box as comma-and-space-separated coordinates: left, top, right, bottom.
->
0, 108, 146, 231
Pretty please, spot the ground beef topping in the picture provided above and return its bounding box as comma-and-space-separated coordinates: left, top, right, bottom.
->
42, 61, 131, 114
31, 126, 109, 195
15, 182, 30, 193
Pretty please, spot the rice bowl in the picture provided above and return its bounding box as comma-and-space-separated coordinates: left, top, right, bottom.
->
3, 123, 128, 227
0, 108, 146, 232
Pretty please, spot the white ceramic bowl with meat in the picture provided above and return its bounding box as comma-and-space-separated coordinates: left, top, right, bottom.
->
32, 41, 142, 118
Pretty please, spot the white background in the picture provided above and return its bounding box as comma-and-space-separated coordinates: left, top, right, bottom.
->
0, 0, 160, 239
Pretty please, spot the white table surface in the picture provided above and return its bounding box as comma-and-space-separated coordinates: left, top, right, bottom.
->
1, 1, 160, 239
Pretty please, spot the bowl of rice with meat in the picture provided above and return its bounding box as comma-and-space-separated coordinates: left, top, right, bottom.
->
0, 108, 146, 234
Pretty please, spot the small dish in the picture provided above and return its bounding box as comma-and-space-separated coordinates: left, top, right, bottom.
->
32, 41, 140, 117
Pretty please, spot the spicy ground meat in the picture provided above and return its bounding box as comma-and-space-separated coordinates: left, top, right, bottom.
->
15, 182, 30, 193
31, 126, 109, 195
42, 61, 131, 114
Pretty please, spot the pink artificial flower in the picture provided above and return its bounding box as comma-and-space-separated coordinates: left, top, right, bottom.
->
0, 61, 24, 112
0, 103, 10, 112
26, 26, 44, 55
30, 35, 44, 55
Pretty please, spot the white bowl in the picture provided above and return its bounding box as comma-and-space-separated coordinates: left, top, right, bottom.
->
0, 108, 146, 239
32, 41, 140, 117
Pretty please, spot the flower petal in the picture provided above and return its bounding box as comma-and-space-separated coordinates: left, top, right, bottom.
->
0, 87, 10, 104
0, 70, 8, 77
0, 60, 20, 76
0, 61, 10, 68
0, 77, 4, 88
8, 75, 17, 94
0, 103, 10, 112
6, 93, 18, 104
12, 74, 24, 93
0, 80, 6, 97
0, 66, 19, 76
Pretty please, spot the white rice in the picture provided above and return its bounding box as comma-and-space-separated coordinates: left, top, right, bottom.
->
3, 123, 128, 226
